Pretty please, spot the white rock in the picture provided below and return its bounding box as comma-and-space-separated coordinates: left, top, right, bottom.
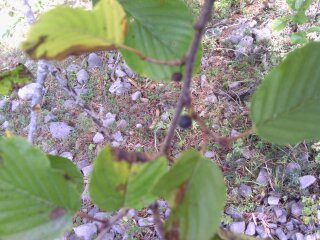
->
115, 69, 126, 78
268, 196, 280, 205
93, 132, 104, 144
1, 121, 9, 130
103, 112, 116, 127
131, 91, 141, 101
109, 79, 131, 96
88, 53, 102, 68
0, 99, 8, 109
204, 151, 215, 158
299, 175, 316, 189
60, 152, 73, 160
256, 168, 269, 186
82, 165, 93, 178
239, 184, 252, 198
44, 113, 56, 123
135, 123, 143, 129
11, 100, 20, 112
204, 94, 218, 104
245, 222, 256, 236
229, 221, 245, 234
77, 159, 90, 170
66, 63, 80, 72
49, 122, 74, 140
73, 223, 97, 240
76, 69, 89, 84
116, 119, 128, 129
229, 81, 241, 90
18, 83, 40, 101
112, 131, 123, 142
138, 218, 153, 227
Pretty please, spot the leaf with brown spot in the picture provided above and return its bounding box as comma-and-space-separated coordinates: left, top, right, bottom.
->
49, 208, 66, 220
21, 0, 127, 60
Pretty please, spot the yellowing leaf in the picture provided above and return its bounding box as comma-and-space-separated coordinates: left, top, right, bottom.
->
21, 0, 127, 60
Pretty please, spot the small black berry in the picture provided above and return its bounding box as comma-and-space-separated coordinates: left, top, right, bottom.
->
179, 115, 192, 129
172, 72, 182, 82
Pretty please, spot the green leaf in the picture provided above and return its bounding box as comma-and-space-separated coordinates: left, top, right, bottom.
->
271, 17, 289, 31
0, 137, 80, 240
92, 0, 99, 7
21, 0, 127, 60
155, 150, 226, 240
307, 26, 320, 33
290, 31, 308, 44
0, 63, 33, 95
48, 155, 84, 193
119, 0, 201, 81
251, 42, 320, 144
292, 11, 308, 24
89, 147, 168, 211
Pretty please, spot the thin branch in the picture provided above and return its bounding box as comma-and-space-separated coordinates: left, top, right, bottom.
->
21, 0, 48, 143
160, 0, 215, 154
110, 51, 121, 81
27, 61, 48, 143
96, 208, 129, 240
76, 211, 108, 224
150, 202, 165, 240
119, 44, 186, 66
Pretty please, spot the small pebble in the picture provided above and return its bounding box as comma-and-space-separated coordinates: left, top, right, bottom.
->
73, 223, 97, 240
299, 175, 316, 189
268, 196, 280, 205
60, 152, 73, 160
82, 165, 93, 178
229, 221, 245, 234
93, 132, 104, 144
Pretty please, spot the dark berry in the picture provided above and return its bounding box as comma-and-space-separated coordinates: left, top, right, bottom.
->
179, 115, 192, 129
172, 72, 182, 82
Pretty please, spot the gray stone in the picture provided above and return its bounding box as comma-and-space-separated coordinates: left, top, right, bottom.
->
99, 233, 114, 240
111, 141, 120, 147
278, 214, 287, 224
109, 78, 131, 96
131, 91, 141, 101
115, 69, 126, 78
305, 235, 316, 240
88, 53, 102, 68
204, 94, 218, 104
81, 184, 90, 202
60, 152, 73, 160
245, 222, 256, 236
225, 206, 242, 219
11, 100, 20, 112
0, 99, 7, 109
200, 75, 207, 88
64, 99, 76, 110
49, 122, 74, 140
93, 212, 109, 228
112, 131, 123, 142
256, 168, 269, 186
299, 175, 316, 189
111, 225, 125, 235
76, 69, 89, 84
268, 196, 280, 205
135, 123, 143, 129
235, 36, 254, 57
116, 119, 128, 129
229, 221, 245, 234
66, 63, 80, 72
293, 233, 304, 240
229, 81, 241, 90
77, 159, 90, 170
286, 221, 294, 231
285, 163, 301, 176
274, 207, 284, 218
44, 113, 56, 123
291, 202, 303, 217
204, 151, 215, 158
138, 218, 153, 227
82, 165, 93, 178
252, 28, 271, 42
239, 184, 252, 198
93, 132, 104, 144
18, 83, 40, 101
275, 228, 287, 240
165, 209, 171, 218
1, 121, 9, 130
103, 112, 116, 128
73, 223, 97, 240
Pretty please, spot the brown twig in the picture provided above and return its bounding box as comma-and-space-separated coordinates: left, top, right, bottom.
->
160, 0, 216, 155
119, 44, 186, 66
150, 202, 165, 240
76, 211, 108, 224
96, 208, 129, 240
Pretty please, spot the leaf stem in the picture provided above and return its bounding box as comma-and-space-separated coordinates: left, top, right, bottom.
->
119, 44, 186, 66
